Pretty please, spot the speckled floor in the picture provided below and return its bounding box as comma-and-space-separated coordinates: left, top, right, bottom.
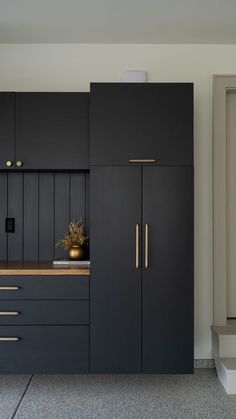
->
1, 369, 236, 419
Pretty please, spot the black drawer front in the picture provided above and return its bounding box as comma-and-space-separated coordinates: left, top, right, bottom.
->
0, 325, 89, 373
0, 301, 89, 325
0, 276, 89, 300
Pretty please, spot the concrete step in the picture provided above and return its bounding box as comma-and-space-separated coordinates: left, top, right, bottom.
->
212, 326, 236, 358
214, 357, 236, 394
212, 326, 236, 394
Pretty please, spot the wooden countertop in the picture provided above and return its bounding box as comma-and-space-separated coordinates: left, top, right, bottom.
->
0, 262, 90, 276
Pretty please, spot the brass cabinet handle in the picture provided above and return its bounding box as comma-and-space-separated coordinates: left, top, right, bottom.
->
0, 337, 20, 341
145, 224, 149, 268
129, 159, 156, 163
136, 224, 140, 269
5, 160, 13, 167
0, 287, 20, 291
0, 312, 20, 316
16, 160, 23, 167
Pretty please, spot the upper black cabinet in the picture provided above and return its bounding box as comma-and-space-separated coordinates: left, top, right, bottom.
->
0, 92, 89, 170
90, 83, 193, 166
15, 93, 89, 170
0, 93, 14, 169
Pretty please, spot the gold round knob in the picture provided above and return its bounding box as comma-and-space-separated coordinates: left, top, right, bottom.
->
16, 161, 23, 167
5, 160, 13, 167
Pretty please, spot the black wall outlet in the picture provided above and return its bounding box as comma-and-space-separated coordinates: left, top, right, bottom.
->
5, 218, 15, 233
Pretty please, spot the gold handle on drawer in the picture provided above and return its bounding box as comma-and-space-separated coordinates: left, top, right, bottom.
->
16, 160, 23, 167
0, 337, 20, 341
5, 160, 13, 167
145, 224, 149, 268
0, 312, 20, 316
129, 159, 156, 163
135, 224, 140, 269
0, 287, 20, 291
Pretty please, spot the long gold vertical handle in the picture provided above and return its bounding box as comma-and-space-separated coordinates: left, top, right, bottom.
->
145, 224, 149, 268
136, 224, 139, 269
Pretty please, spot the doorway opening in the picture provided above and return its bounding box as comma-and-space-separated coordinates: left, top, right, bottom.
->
213, 76, 236, 326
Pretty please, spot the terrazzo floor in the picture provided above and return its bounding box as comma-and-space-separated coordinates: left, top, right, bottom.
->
0, 369, 235, 419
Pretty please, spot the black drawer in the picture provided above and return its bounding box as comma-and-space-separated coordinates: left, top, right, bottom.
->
0, 276, 89, 300
0, 325, 89, 373
0, 301, 89, 325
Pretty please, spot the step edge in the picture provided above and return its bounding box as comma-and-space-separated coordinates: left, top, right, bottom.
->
220, 358, 236, 373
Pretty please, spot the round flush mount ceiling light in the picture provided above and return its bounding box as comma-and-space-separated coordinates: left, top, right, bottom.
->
121, 70, 148, 82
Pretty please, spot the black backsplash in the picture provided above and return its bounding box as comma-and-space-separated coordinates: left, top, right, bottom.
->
0, 172, 89, 262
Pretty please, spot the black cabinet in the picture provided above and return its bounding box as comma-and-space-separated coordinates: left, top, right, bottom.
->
0, 275, 89, 299
90, 83, 193, 166
0, 92, 89, 170
142, 166, 193, 373
15, 93, 89, 169
90, 166, 193, 373
0, 300, 89, 325
0, 326, 89, 373
0, 274, 90, 373
0, 93, 14, 169
90, 166, 142, 373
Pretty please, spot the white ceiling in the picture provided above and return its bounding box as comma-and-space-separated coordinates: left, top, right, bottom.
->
0, 0, 236, 44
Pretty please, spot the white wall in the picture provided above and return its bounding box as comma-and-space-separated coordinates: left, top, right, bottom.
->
1, 43, 236, 359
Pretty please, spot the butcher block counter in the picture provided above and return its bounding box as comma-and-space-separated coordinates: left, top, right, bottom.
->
0, 262, 90, 276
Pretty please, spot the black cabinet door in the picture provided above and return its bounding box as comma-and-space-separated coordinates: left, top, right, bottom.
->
15, 93, 89, 169
90, 83, 193, 166
0, 93, 14, 170
0, 325, 89, 373
142, 166, 193, 373
90, 166, 142, 372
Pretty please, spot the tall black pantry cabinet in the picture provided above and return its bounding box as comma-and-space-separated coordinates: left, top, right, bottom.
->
90, 83, 194, 373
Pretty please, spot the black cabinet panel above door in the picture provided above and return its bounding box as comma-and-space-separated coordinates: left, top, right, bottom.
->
15, 93, 89, 170
0, 93, 14, 170
90, 83, 193, 166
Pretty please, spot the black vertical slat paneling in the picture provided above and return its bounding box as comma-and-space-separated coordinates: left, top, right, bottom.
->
85, 173, 90, 237
0, 173, 7, 260
23, 173, 39, 261
38, 173, 54, 261
7, 173, 23, 261
54, 173, 70, 260
2, 171, 86, 263
70, 172, 88, 259
70, 173, 86, 221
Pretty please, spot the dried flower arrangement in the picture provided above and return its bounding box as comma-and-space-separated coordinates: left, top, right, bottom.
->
56, 219, 88, 250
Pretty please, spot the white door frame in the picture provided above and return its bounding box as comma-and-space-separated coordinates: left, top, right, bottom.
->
213, 75, 236, 325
